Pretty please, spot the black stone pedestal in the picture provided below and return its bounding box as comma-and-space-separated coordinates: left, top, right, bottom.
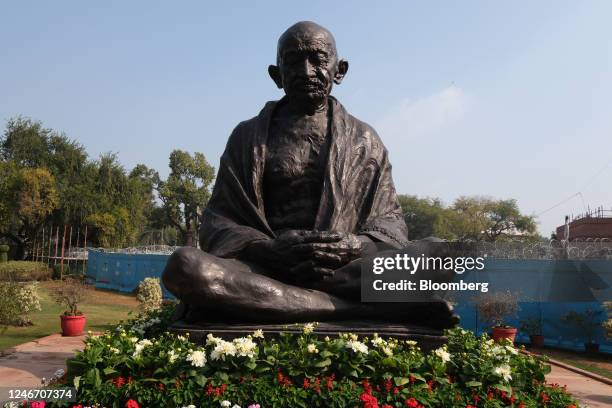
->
169, 320, 447, 352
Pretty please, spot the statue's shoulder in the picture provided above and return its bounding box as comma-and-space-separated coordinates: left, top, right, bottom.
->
337, 103, 387, 157
226, 100, 278, 147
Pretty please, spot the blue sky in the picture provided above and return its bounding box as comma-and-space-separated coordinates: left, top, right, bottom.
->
1, 1, 611, 236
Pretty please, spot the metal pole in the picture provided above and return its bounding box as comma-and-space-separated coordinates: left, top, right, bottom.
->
67, 225, 73, 273
47, 225, 53, 268
54, 226, 59, 266
60, 225, 67, 280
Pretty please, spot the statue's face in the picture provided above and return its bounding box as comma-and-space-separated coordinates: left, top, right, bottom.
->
277, 33, 338, 109
270, 23, 347, 112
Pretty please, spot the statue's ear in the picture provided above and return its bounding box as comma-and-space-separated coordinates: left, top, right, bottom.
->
334, 59, 349, 85
268, 65, 283, 89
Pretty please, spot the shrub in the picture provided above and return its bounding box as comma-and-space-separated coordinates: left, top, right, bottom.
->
136, 277, 162, 313
474, 291, 519, 328
563, 309, 604, 344
0, 261, 50, 281
50, 277, 87, 316
604, 302, 612, 340
0, 281, 42, 326
58, 307, 579, 408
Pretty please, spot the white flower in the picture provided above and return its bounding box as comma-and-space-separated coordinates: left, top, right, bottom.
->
132, 339, 153, 358
168, 349, 178, 363
186, 350, 207, 367
505, 345, 518, 355
233, 337, 257, 358
206, 333, 222, 346
434, 347, 451, 363
210, 340, 237, 361
303, 323, 315, 334
232, 405, 241, 408
128, 336, 138, 343
182, 405, 196, 408
371, 335, 385, 347
221, 401, 232, 408
109, 347, 120, 354
307, 344, 318, 354
346, 340, 369, 354
177, 335, 187, 342
253, 329, 264, 339
493, 364, 512, 382
324, 336, 330, 342
382, 346, 393, 357
405, 340, 418, 347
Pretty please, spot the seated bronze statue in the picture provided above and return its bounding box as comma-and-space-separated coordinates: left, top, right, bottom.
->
162, 21, 458, 330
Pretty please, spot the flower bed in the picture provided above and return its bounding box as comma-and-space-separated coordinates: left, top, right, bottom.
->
41, 305, 578, 408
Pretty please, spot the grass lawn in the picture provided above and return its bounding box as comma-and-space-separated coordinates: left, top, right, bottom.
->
528, 346, 612, 380
0, 280, 139, 351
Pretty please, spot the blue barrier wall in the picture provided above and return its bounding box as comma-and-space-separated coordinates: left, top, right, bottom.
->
87, 250, 173, 298
88, 250, 611, 353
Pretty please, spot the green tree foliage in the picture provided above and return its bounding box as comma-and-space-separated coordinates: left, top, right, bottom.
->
157, 150, 215, 246
0, 117, 159, 253
398, 195, 537, 242
397, 195, 455, 240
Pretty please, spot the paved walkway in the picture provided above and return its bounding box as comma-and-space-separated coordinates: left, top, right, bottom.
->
547, 364, 611, 408
0, 333, 87, 388
0, 336, 610, 407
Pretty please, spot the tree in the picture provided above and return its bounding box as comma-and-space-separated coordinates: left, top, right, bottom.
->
157, 150, 215, 246
397, 194, 537, 242
450, 196, 536, 242
397, 195, 454, 240
0, 167, 59, 258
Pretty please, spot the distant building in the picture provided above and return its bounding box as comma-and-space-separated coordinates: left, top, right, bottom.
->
556, 207, 612, 241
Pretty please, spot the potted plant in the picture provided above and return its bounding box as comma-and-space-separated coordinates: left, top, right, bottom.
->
51, 277, 87, 336
562, 309, 603, 354
474, 291, 520, 343
520, 317, 544, 347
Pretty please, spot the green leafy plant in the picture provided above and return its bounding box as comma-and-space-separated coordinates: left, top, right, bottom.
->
0, 280, 41, 326
53, 306, 579, 408
563, 309, 604, 345
604, 302, 612, 340
519, 317, 542, 336
0, 261, 50, 281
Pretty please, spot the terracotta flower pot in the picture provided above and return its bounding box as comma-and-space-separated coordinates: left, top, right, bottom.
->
529, 334, 545, 348
492, 326, 517, 343
60, 314, 86, 336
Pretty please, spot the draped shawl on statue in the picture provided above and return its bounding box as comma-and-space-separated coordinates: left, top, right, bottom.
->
200, 96, 408, 258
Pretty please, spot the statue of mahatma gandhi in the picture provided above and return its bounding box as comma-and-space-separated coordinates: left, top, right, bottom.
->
162, 21, 458, 330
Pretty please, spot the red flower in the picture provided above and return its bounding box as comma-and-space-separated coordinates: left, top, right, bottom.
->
125, 400, 139, 408
326, 373, 335, 390
112, 376, 126, 388
205, 383, 214, 396
360, 392, 379, 408
518, 402, 525, 408
426, 380, 434, 393
384, 378, 392, 393
382, 405, 393, 408
313, 377, 321, 394
30, 402, 45, 408
568, 405, 577, 408
393, 387, 399, 395
541, 392, 550, 404
303, 378, 310, 389
405, 398, 420, 408
71, 405, 83, 408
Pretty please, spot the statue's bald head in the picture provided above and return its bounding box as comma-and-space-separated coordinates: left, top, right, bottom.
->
269, 21, 348, 113
276, 21, 338, 65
